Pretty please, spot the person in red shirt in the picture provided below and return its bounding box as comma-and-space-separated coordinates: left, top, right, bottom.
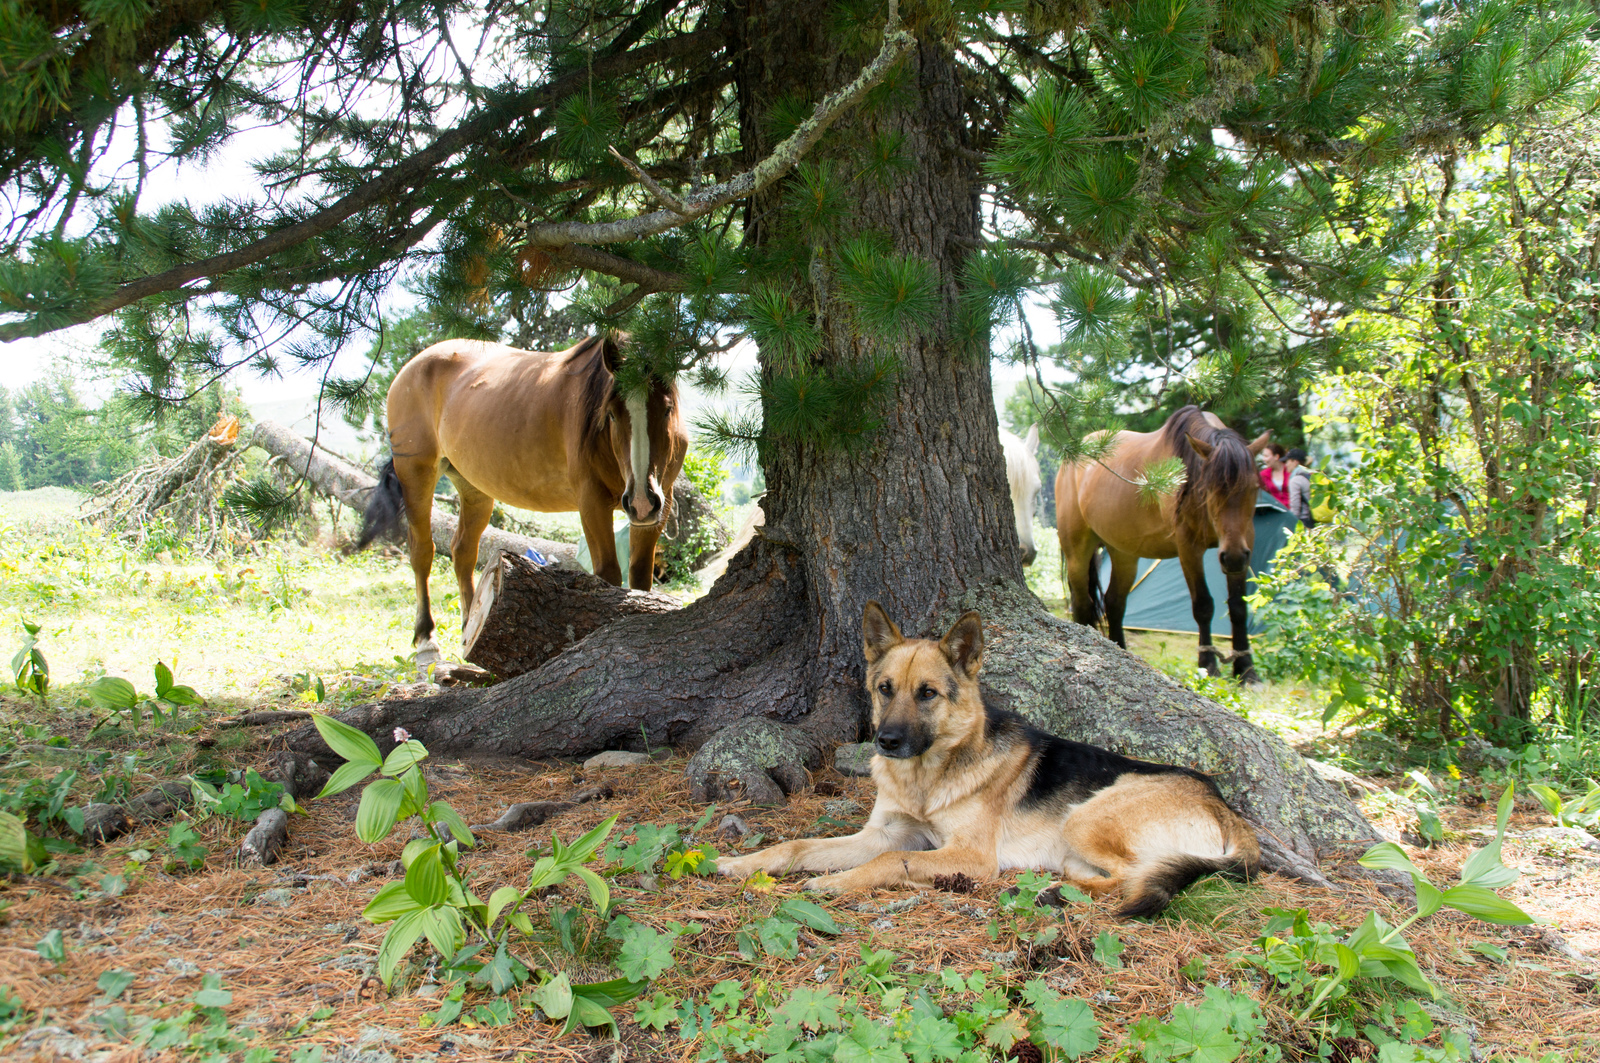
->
1258, 442, 1290, 507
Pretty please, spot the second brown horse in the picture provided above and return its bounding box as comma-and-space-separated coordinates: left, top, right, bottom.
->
358, 333, 687, 664
1056, 406, 1269, 681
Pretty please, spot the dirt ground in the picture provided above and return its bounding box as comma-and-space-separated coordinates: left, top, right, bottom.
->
1, 735, 1596, 1063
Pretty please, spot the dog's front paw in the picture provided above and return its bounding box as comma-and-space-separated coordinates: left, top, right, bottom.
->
800, 872, 851, 893
717, 854, 763, 879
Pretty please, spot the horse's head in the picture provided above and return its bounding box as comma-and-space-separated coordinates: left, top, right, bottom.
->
1171, 409, 1267, 576
599, 335, 687, 527
1001, 425, 1042, 565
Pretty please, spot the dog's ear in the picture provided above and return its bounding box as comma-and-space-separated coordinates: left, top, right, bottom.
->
939, 611, 984, 678
862, 601, 904, 664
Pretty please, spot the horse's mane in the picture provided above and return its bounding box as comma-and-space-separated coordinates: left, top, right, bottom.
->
1160, 405, 1257, 512
571, 334, 619, 451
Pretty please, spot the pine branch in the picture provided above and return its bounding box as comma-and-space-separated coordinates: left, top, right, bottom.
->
0, 25, 723, 344
520, 18, 918, 250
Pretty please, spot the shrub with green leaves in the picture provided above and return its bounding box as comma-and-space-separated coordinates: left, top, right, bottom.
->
311, 715, 647, 1034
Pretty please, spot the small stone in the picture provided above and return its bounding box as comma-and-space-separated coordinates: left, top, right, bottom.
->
814, 967, 828, 982
982, 950, 1018, 966
253, 887, 299, 907
834, 742, 875, 778
871, 917, 894, 930
823, 798, 861, 819
165, 957, 202, 978
1091, 991, 1121, 1004
717, 814, 751, 841
584, 750, 651, 769
358, 1026, 403, 1049
1522, 827, 1600, 853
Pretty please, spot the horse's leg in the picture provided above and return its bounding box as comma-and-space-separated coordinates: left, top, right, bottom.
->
1103, 549, 1138, 649
627, 519, 663, 591
579, 490, 623, 586
393, 454, 443, 664
1176, 543, 1219, 676
445, 471, 495, 632
1225, 570, 1259, 684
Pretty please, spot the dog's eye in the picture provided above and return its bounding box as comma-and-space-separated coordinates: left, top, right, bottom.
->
917, 686, 937, 701
877, 681, 892, 697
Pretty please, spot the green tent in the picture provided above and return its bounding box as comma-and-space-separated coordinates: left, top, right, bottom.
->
1096, 496, 1297, 635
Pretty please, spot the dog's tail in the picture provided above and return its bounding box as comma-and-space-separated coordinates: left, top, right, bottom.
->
1116, 822, 1261, 919
353, 457, 407, 551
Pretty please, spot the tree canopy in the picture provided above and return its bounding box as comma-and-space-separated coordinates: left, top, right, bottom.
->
2, 0, 1593, 451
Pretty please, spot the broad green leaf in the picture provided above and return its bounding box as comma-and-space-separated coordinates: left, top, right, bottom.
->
533, 972, 574, 1020
1528, 783, 1563, 820
36, 928, 66, 964
0, 811, 35, 872
420, 905, 464, 958
572, 976, 649, 1008
778, 897, 842, 934
404, 845, 448, 907
377, 909, 428, 985
1022, 979, 1100, 1059
427, 801, 474, 847
88, 676, 137, 711
616, 923, 677, 981
311, 715, 383, 771
1332, 943, 1361, 981
485, 885, 523, 929
355, 779, 405, 843
756, 916, 800, 959
1093, 929, 1124, 968
572, 866, 610, 914
381, 739, 429, 777
564, 814, 619, 864
154, 661, 174, 697
1415, 879, 1444, 918
315, 758, 376, 799
563, 993, 618, 1036
1358, 842, 1428, 886
97, 969, 135, 1002
363, 880, 422, 922
1440, 884, 1537, 925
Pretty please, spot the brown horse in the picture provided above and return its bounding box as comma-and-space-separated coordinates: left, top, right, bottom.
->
357, 333, 687, 663
1055, 406, 1269, 681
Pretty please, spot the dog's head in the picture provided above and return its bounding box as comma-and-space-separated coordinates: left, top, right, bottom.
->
861, 601, 985, 760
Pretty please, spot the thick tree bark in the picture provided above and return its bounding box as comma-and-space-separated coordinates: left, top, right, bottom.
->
463, 552, 682, 678
286, 9, 1386, 884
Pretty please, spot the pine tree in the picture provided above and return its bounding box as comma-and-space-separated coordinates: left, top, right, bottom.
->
2, 0, 1594, 869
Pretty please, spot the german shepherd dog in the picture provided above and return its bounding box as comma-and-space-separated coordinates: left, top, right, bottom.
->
717, 602, 1261, 917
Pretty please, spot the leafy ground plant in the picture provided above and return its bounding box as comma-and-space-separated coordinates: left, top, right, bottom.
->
311, 715, 648, 1034
10, 619, 47, 697
86, 661, 203, 732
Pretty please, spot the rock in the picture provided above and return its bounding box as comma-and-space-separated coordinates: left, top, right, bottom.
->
717, 814, 751, 842
15, 1026, 92, 1061
165, 957, 202, 978
253, 887, 299, 907
1304, 759, 1379, 797
1521, 827, 1600, 853
584, 750, 652, 769
685, 720, 824, 805
834, 742, 874, 778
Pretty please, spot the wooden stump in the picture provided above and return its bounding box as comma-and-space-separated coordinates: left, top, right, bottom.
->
462, 552, 681, 679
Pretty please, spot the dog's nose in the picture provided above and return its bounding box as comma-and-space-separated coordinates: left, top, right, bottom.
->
874, 727, 908, 757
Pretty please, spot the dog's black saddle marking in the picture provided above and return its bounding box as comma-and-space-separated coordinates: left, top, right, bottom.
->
981, 704, 1220, 808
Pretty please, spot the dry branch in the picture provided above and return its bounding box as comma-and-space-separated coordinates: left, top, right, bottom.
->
84, 415, 252, 555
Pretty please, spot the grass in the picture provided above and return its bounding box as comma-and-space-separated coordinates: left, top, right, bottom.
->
0, 506, 1596, 1061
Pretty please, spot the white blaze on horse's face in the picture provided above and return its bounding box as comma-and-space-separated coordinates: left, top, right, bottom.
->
624, 391, 662, 525
1001, 425, 1043, 566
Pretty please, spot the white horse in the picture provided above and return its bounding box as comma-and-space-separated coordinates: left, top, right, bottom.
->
1000, 425, 1042, 565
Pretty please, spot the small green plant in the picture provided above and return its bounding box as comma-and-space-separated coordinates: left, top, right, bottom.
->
165, 819, 210, 871
1528, 779, 1600, 830
1254, 784, 1536, 1028
191, 769, 294, 823
313, 716, 648, 1034
1403, 769, 1446, 845
87, 661, 204, 732
10, 619, 47, 697
986, 869, 1084, 948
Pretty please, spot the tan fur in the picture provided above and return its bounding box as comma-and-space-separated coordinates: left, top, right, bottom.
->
718, 604, 1261, 915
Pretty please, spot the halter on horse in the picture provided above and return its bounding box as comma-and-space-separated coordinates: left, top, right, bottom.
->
357, 333, 687, 664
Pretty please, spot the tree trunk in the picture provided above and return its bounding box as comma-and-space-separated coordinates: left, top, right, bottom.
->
286, 11, 1386, 884
462, 551, 682, 678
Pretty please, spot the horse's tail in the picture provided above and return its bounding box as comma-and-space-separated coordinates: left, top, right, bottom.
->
353, 457, 407, 551
1084, 546, 1105, 628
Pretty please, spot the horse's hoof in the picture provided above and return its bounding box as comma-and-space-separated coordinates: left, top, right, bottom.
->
414, 640, 444, 678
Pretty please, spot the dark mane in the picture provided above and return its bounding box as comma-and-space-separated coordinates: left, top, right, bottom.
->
570, 334, 618, 451
1160, 405, 1257, 512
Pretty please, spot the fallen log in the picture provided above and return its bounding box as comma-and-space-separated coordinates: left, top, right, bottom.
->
247, 420, 582, 567
462, 552, 681, 679
237, 752, 330, 868
75, 780, 195, 845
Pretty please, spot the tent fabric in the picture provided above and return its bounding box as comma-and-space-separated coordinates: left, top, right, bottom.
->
1094, 497, 1297, 635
